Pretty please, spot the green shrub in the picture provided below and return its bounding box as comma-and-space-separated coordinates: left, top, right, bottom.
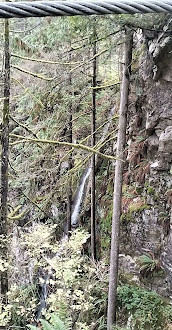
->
117, 284, 172, 330
6, 284, 37, 328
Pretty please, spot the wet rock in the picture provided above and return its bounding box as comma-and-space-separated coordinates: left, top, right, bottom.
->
131, 209, 163, 253
119, 254, 138, 275
146, 134, 159, 160
158, 126, 172, 167
148, 18, 172, 82
120, 20, 172, 298
161, 211, 172, 298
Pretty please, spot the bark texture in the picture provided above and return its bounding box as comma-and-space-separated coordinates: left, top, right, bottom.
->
107, 29, 133, 329
67, 65, 73, 237
91, 28, 97, 260
0, 19, 10, 298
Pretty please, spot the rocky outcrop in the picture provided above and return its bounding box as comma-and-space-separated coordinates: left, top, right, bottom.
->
120, 18, 172, 298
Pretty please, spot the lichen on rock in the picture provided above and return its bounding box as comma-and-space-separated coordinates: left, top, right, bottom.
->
120, 18, 172, 298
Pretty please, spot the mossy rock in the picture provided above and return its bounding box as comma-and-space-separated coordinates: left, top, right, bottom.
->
129, 202, 150, 213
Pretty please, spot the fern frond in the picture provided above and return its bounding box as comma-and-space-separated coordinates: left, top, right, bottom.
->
27, 325, 38, 330
50, 314, 67, 330
40, 319, 54, 330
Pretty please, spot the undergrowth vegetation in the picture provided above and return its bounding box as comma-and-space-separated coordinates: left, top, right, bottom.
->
0, 10, 171, 330
2, 224, 171, 329
117, 285, 172, 330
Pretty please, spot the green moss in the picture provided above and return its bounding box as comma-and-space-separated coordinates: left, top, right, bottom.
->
144, 182, 156, 196
119, 272, 137, 285
135, 186, 143, 195
129, 203, 150, 213
147, 186, 155, 195
100, 206, 113, 251
121, 198, 151, 224
121, 213, 135, 223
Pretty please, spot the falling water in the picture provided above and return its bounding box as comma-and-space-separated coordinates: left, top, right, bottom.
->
71, 106, 116, 228
71, 167, 91, 227
36, 169, 92, 320
35, 106, 116, 319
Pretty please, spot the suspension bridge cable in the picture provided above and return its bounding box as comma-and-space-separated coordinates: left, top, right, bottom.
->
0, 0, 172, 19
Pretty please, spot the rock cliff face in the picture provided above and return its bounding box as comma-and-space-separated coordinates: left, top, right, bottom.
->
120, 19, 172, 298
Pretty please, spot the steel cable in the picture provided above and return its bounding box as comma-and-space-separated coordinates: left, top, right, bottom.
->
0, 0, 172, 18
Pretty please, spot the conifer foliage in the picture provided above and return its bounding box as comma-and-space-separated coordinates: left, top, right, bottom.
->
0, 11, 171, 330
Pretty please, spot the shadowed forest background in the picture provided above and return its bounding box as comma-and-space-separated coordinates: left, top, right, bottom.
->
0, 9, 172, 330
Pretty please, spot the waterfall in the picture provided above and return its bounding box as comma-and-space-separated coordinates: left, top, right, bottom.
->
35, 167, 92, 321
70, 106, 116, 228
35, 106, 116, 320
71, 167, 91, 227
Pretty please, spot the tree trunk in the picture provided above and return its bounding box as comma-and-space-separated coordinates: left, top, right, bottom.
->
0, 19, 10, 298
91, 25, 97, 260
67, 53, 73, 237
66, 115, 72, 237
107, 29, 133, 329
